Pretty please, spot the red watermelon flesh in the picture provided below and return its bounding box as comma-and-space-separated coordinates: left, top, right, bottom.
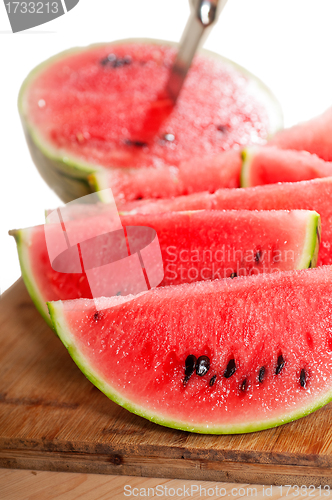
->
48, 266, 332, 433
270, 107, 332, 161
23, 42, 275, 171
90, 150, 242, 203
241, 146, 332, 187
124, 177, 332, 266
10, 209, 319, 326
124, 210, 320, 284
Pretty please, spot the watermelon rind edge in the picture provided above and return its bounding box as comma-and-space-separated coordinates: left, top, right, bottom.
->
298, 212, 321, 270
47, 298, 332, 434
18, 38, 283, 204
9, 228, 53, 328
240, 146, 257, 188
87, 172, 113, 202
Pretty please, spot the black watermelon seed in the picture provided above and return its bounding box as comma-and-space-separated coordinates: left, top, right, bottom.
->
240, 379, 247, 391
276, 354, 285, 375
93, 311, 104, 321
217, 124, 229, 133
196, 356, 210, 377
255, 250, 262, 263
224, 359, 236, 378
183, 354, 197, 384
300, 368, 306, 388
209, 374, 217, 387
258, 366, 265, 383
124, 139, 148, 148
164, 133, 175, 142
230, 272, 237, 279
185, 354, 197, 376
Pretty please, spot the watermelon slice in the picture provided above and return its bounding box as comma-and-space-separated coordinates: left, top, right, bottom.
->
125, 177, 332, 266
89, 150, 242, 203
241, 146, 332, 187
19, 39, 282, 202
10, 209, 319, 327
270, 107, 332, 161
48, 266, 332, 434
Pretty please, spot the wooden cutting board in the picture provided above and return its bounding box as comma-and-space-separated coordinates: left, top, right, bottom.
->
2, 279, 332, 486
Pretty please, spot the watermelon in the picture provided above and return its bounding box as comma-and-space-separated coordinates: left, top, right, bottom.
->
89, 150, 242, 203
241, 146, 332, 187
19, 39, 283, 203
270, 107, 332, 161
124, 177, 332, 266
48, 266, 332, 434
10, 209, 319, 327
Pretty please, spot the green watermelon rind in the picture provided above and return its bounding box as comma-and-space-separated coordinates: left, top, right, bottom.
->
87, 172, 107, 201
240, 146, 258, 188
295, 211, 321, 270
9, 229, 53, 328
18, 38, 283, 203
47, 299, 332, 434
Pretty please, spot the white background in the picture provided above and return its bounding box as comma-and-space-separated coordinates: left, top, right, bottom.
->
1, 0, 332, 294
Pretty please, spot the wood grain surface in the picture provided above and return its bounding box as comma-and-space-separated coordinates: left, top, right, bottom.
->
1, 279, 332, 486
1, 469, 329, 500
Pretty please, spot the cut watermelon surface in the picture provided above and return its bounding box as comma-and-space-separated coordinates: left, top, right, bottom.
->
19, 40, 282, 202
241, 146, 332, 187
124, 177, 332, 266
270, 107, 332, 161
90, 150, 242, 203
48, 266, 332, 434
10, 209, 319, 327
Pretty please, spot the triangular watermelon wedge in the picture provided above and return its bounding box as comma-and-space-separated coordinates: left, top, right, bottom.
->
10, 209, 320, 327
241, 146, 332, 187
123, 177, 332, 266
270, 107, 332, 161
48, 266, 332, 434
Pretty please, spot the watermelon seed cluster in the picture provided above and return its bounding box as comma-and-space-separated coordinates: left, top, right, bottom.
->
183, 353, 308, 392
183, 354, 211, 385
100, 54, 132, 68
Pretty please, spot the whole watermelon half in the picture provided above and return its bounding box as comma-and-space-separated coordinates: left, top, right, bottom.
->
18, 39, 283, 202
